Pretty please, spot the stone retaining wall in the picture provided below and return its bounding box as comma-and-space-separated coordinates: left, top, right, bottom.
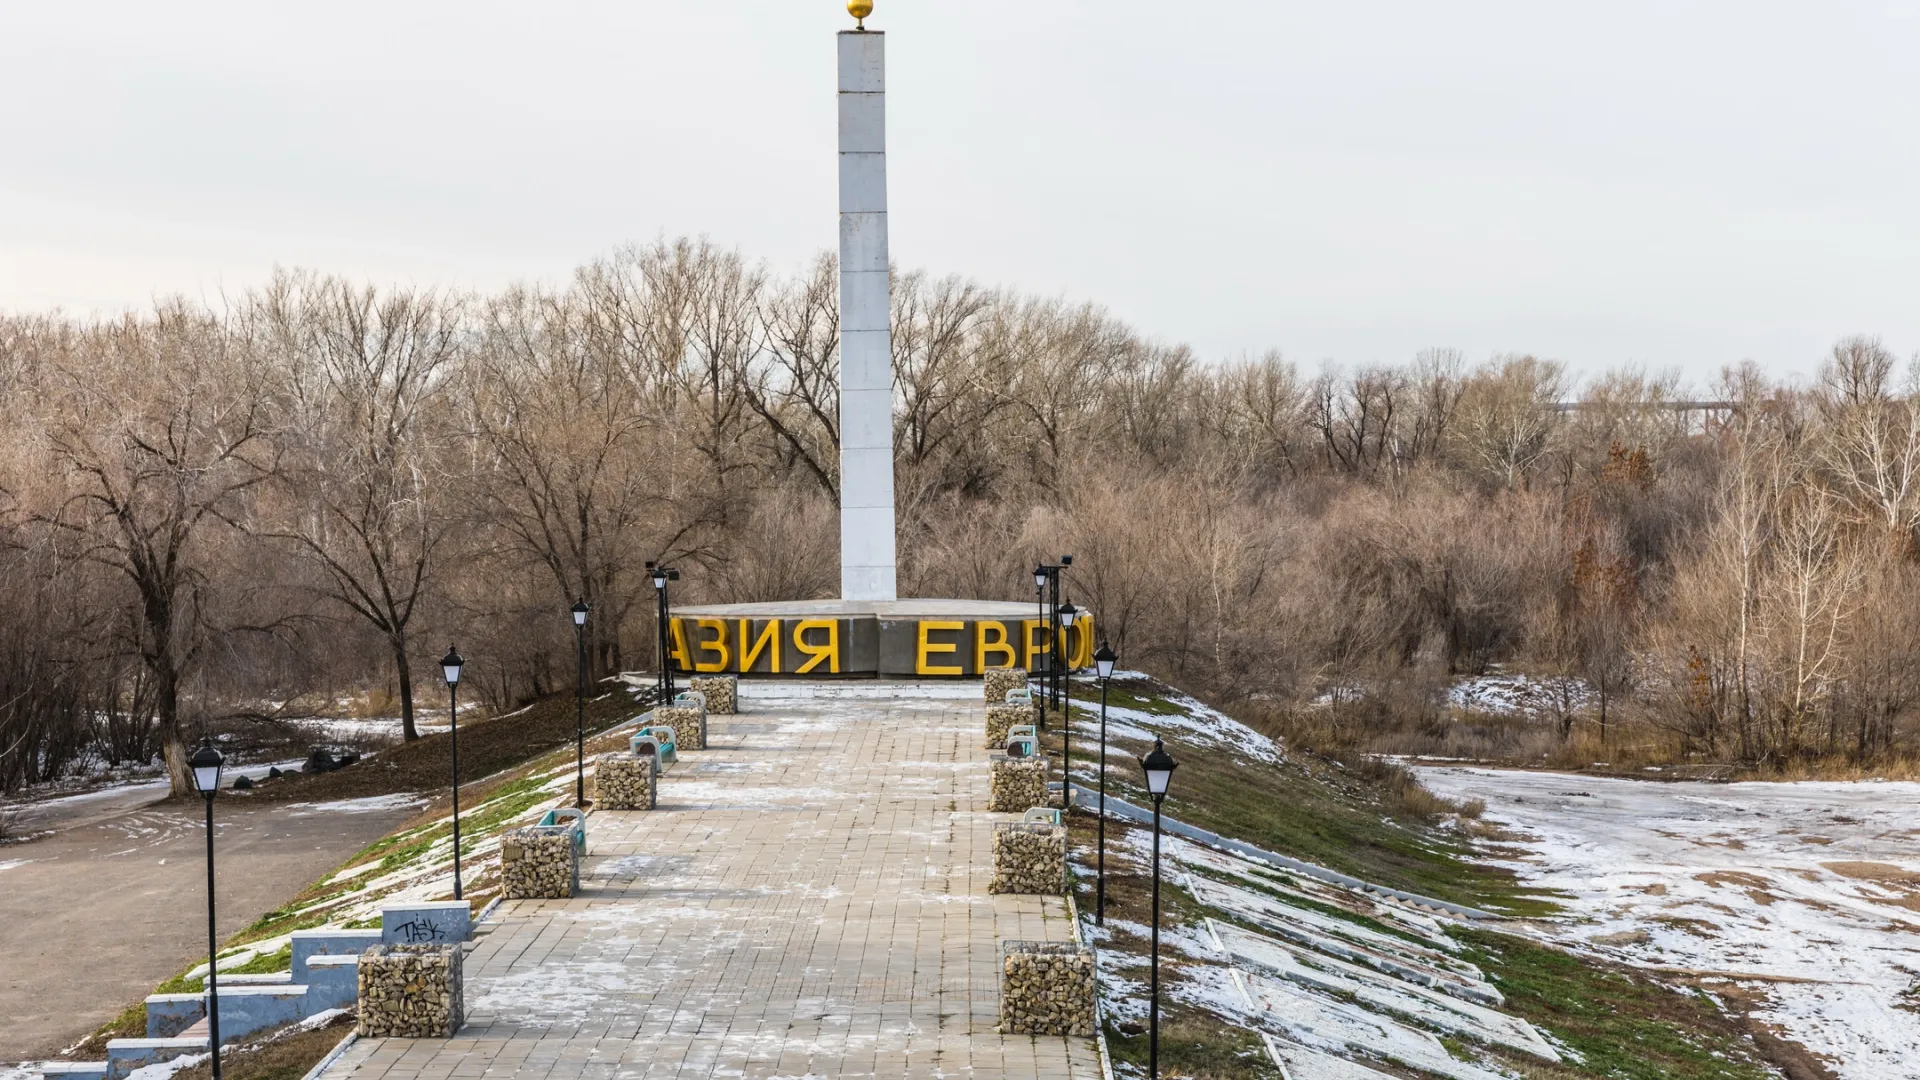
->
357, 943, 464, 1037
985, 704, 1031, 749
987, 754, 1048, 814
990, 822, 1067, 894
654, 705, 707, 750
500, 827, 577, 899
595, 753, 655, 810
688, 675, 737, 715
999, 940, 1095, 1036
983, 667, 1028, 704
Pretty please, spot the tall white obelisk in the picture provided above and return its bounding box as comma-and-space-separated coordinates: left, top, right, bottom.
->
837, 8, 898, 602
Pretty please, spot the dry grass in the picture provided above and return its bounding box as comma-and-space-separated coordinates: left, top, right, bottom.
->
167, 1012, 355, 1080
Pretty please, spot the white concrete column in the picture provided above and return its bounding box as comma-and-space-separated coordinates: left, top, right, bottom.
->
838, 29, 898, 602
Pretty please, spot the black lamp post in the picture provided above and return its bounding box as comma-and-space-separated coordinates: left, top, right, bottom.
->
189, 740, 226, 1080
572, 599, 589, 806
442, 645, 465, 901
1031, 565, 1048, 730
1052, 555, 1072, 710
1057, 602, 1079, 809
1093, 640, 1116, 924
1139, 737, 1178, 1080
649, 563, 680, 703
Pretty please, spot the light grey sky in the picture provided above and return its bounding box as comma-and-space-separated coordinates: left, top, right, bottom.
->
3, 1, 1918, 382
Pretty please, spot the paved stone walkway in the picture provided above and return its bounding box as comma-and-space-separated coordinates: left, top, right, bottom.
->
327, 682, 1101, 1080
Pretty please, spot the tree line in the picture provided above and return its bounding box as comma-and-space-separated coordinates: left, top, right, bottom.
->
3, 237, 1917, 793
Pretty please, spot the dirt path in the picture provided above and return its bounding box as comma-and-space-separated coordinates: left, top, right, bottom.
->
0, 793, 417, 1058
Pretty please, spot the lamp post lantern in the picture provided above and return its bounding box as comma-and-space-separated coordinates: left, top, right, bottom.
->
1057, 603, 1079, 809
1092, 640, 1116, 924
572, 599, 589, 806
1139, 737, 1178, 1080
1050, 555, 1073, 711
190, 739, 226, 1080
648, 563, 680, 703
442, 645, 465, 901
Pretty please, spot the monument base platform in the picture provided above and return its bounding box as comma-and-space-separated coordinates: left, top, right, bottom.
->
666, 599, 1091, 678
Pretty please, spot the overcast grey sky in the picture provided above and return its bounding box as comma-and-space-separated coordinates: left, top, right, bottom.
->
3, 1, 1917, 382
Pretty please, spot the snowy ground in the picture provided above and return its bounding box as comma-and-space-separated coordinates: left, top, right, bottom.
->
1416, 765, 1920, 1079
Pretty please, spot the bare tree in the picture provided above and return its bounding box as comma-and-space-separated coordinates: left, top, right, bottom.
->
34, 307, 276, 794
255, 273, 463, 740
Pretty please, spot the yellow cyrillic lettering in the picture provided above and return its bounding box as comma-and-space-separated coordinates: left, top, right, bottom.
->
917, 620, 964, 676
975, 620, 1017, 672
793, 619, 840, 674
739, 618, 782, 674
1022, 618, 1047, 671
667, 618, 692, 672
694, 618, 731, 673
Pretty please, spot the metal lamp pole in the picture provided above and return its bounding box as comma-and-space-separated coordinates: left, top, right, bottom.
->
1093, 641, 1116, 924
650, 564, 680, 702
442, 646, 465, 901
1031, 565, 1048, 731
572, 599, 589, 806
1139, 738, 1178, 1080
190, 741, 226, 1080
1057, 603, 1079, 810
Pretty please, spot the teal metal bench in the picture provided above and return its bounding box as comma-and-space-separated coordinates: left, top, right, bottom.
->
631, 726, 678, 773
536, 806, 588, 857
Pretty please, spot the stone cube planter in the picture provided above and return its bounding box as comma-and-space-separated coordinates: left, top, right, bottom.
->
654, 705, 707, 750
688, 675, 737, 715
999, 941, 1096, 1036
983, 667, 1028, 705
500, 826, 577, 900
990, 822, 1067, 894
595, 753, 655, 810
357, 944, 464, 1037
985, 703, 1032, 749
988, 754, 1049, 814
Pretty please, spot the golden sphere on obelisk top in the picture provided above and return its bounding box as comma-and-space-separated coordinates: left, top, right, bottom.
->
848, 1, 873, 30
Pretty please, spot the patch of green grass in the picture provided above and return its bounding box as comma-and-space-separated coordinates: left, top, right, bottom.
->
1057, 687, 1559, 916
158, 945, 295, 993
1458, 929, 1776, 1080
1094, 679, 1186, 716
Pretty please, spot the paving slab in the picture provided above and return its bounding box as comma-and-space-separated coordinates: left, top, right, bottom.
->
325, 682, 1101, 1080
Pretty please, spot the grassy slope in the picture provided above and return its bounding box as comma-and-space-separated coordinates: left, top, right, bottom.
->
1067, 679, 1557, 916
1060, 677, 1800, 1080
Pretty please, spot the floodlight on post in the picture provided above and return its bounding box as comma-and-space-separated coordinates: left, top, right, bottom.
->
191, 739, 226, 1080
572, 599, 589, 807
442, 645, 465, 902
1138, 736, 1178, 1080
1092, 640, 1116, 923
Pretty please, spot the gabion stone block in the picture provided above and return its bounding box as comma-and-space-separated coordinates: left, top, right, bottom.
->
1000, 941, 1096, 1036
985, 704, 1032, 750
983, 667, 1028, 705
654, 705, 707, 750
357, 943, 464, 1037
595, 753, 655, 810
688, 675, 738, 715
500, 827, 577, 899
988, 754, 1049, 814
991, 822, 1067, 894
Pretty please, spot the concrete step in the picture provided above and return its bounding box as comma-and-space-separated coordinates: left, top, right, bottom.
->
37, 1063, 108, 1080
220, 971, 293, 985
103, 1038, 208, 1080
